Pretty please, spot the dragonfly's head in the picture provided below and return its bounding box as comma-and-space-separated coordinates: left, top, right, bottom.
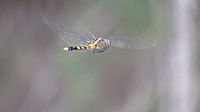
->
103, 38, 111, 52
92, 38, 111, 54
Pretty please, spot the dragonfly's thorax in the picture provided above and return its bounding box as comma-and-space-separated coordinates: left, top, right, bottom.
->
92, 37, 111, 53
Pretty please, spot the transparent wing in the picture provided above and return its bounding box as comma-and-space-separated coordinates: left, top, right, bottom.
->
43, 14, 92, 46
107, 35, 156, 49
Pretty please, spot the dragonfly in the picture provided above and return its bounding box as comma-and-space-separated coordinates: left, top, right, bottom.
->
43, 15, 156, 54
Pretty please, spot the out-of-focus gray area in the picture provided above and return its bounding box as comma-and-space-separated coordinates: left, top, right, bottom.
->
0, 0, 199, 112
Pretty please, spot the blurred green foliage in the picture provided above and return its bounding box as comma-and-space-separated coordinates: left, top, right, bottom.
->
100, 0, 153, 34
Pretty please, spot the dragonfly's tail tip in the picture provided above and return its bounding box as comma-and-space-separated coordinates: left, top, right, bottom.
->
63, 47, 69, 51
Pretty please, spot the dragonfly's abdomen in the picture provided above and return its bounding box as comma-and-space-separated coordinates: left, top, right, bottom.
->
64, 46, 86, 51
63, 45, 94, 52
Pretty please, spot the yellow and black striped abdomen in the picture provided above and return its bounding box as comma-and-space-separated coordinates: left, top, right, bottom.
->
63, 43, 97, 52
63, 45, 88, 51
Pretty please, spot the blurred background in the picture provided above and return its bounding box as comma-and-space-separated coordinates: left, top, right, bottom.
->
0, 0, 199, 112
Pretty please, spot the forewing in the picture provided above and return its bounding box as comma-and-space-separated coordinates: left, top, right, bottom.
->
43, 14, 91, 46
108, 35, 156, 49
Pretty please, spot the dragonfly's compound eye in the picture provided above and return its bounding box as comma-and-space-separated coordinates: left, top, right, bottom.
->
104, 39, 111, 47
